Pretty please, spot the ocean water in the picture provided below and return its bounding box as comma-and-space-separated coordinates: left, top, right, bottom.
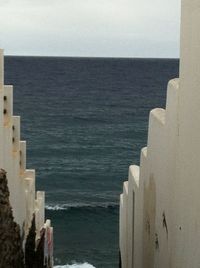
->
4, 56, 179, 268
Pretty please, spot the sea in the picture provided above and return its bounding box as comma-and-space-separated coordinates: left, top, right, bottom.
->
4, 56, 179, 268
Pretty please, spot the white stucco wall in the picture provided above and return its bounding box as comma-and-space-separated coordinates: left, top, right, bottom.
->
119, 0, 200, 267
120, 181, 128, 268
0, 49, 51, 249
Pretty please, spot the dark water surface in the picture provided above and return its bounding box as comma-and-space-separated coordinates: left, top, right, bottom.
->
5, 56, 179, 267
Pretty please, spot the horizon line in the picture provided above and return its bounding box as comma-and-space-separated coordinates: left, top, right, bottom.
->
4, 54, 179, 60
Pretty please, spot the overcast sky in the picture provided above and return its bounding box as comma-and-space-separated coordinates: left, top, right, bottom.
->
0, 0, 181, 58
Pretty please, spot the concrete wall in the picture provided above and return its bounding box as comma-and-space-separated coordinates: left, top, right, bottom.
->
119, 0, 200, 267
0, 49, 53, 264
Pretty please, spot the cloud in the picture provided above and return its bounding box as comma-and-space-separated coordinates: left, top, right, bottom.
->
0, 0, 181, 57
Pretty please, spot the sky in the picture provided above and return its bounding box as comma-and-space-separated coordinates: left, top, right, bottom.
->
0, 0, 181, 58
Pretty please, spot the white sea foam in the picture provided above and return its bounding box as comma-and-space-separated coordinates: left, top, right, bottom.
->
54, 262, 96, 268
45, 204, 67, 211
45, 202, 118, 211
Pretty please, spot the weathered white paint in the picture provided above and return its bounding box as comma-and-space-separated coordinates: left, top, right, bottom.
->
119, 193, 124, 263
0, 49, 3, 90
35, 191, 45, 239
44, 219, 54, 267
0, 50, 52, 259
120, 181, 128, 268
0, 52, 4, 167
20, 141, 26, 174
119, 0, 200, 267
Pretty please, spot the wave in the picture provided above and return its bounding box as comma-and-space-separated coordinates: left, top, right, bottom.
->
54, 262, 96, 268
45, 202, 119, 211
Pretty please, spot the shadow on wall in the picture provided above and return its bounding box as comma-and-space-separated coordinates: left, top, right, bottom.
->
0, 168, 48, 268
0, 169, 24, 268
143, 173, 156, 268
